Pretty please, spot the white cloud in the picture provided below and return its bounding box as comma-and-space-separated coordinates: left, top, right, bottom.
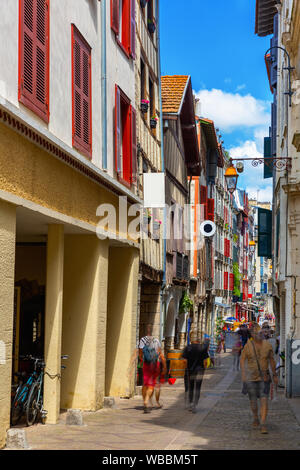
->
229, 140, 262, 160
236, 84, 246, 92
194, 88, 270, 131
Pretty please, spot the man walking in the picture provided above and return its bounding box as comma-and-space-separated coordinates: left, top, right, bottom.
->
182, 331, 209, 413
240, 323, 278, 434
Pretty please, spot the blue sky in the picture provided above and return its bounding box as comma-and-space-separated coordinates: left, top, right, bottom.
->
160, 0, 273, 201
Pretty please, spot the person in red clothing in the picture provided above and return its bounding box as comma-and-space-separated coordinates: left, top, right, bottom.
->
139, 325, 166, 413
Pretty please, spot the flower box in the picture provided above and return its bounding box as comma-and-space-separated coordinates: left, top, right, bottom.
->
150, 117, 158, 129
141, 100, 149, 113
148, 19, 156, 34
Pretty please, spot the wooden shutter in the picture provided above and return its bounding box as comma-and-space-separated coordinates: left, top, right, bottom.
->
207, 198, 214, 222
200, 185, 208, 220
224, 272, 228, 291
72, 25, 92, 158
115, 85, 121, 173
19, 0, 49, 122
130, 0, 136, 58
111, 0, 120, 34
131, 105, 137, 183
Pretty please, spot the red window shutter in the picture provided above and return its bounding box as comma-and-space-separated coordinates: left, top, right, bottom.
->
72, 25, 92, 158
224, 272, 228, 290
131, 106, 137, 183
207, 198, 214, 222
111, 0, 120, 35
200, 186, 208, 220
130, 0, 136, 58
115, 85, 121, 173
19, 0, 49, 122
224, 238, 227, 257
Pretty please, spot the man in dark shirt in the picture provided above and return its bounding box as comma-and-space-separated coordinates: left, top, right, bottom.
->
182, 331, 209, 413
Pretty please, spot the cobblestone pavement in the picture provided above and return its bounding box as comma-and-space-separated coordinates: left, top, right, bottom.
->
16, 353, 300, 450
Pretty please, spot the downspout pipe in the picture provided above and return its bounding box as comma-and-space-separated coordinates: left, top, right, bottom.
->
101, 0, 108, 170
156, 0, 167, 343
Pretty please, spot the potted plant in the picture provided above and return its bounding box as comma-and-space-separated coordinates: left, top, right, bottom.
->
153, 218, 162, 231
150, 115, 158, 129
146, 208, 152, 224
141, 99, 149, 113
140, 0, 148, 7
148, 18, 156, 34
179, 291, 193, 314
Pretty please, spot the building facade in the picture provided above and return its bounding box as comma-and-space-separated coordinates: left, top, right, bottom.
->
255, 0, 300, 394
0, 0, 140, 448
135, 0, 164, 342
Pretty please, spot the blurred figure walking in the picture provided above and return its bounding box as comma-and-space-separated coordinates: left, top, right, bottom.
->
182, 331, 209, 413
240, 323, 278, 434
139, 325, 165, 413
232, 333, 242, 370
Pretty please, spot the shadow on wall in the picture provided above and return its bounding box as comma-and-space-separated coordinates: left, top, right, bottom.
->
84, 0, 98, 32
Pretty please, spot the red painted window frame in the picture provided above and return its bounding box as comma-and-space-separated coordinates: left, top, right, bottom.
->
114, 85, 136, 187
200, 185, 208, 220
224, 271, 228, 291
71, 24, 92, 159
18, 0, 50, 123
111, 0, 135, 58
207, 198, 214, 222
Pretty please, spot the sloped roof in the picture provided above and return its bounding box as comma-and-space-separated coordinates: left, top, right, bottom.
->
198, 118, 223, 168
255, 0, 277, 37
161, 75, 189, 114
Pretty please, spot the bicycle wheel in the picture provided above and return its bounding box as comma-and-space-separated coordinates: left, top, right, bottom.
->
11, 385, 28, 426
11, 397, 23, 426
26, 383, 40, 426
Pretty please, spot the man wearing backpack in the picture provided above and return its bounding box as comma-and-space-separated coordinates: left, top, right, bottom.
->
139, 325, 165, 413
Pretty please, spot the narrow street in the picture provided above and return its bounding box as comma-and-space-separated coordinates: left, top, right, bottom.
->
22, 354, 300, 451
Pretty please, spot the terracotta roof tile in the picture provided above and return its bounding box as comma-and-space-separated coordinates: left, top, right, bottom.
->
161, 75, 189, 114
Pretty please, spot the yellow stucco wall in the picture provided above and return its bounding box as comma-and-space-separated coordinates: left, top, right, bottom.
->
61, 235, 109, 410
0, 201, 16, 448
0, 122, 133, 236
105, 247, 139, 397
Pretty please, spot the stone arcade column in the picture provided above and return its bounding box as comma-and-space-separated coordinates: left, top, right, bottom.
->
0, 201, 16, 448
61, 235, 109, 411
44, 224, 64, 424
105, 247, 139, 398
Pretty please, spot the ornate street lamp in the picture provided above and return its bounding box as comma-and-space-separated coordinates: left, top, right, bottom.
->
249, 240, 256, 254
224, 163, 239, 194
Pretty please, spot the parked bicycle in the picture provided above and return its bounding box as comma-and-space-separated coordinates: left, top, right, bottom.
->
11, 355, 47, 426
11, 354, 68, 426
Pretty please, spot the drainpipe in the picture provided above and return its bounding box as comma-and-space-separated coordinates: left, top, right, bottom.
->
101, 0, 108, 170
156, 0, 167, 344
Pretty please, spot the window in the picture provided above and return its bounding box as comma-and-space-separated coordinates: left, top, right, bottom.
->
115, 85, 137, 186
147, 0, 154, 35
111, 0, 135, 58
71, 25, 92, 159
140, 58, 146, 102
19, 0, 49, 122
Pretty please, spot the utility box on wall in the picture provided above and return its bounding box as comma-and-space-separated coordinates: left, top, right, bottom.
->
286, 339, 300, 397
